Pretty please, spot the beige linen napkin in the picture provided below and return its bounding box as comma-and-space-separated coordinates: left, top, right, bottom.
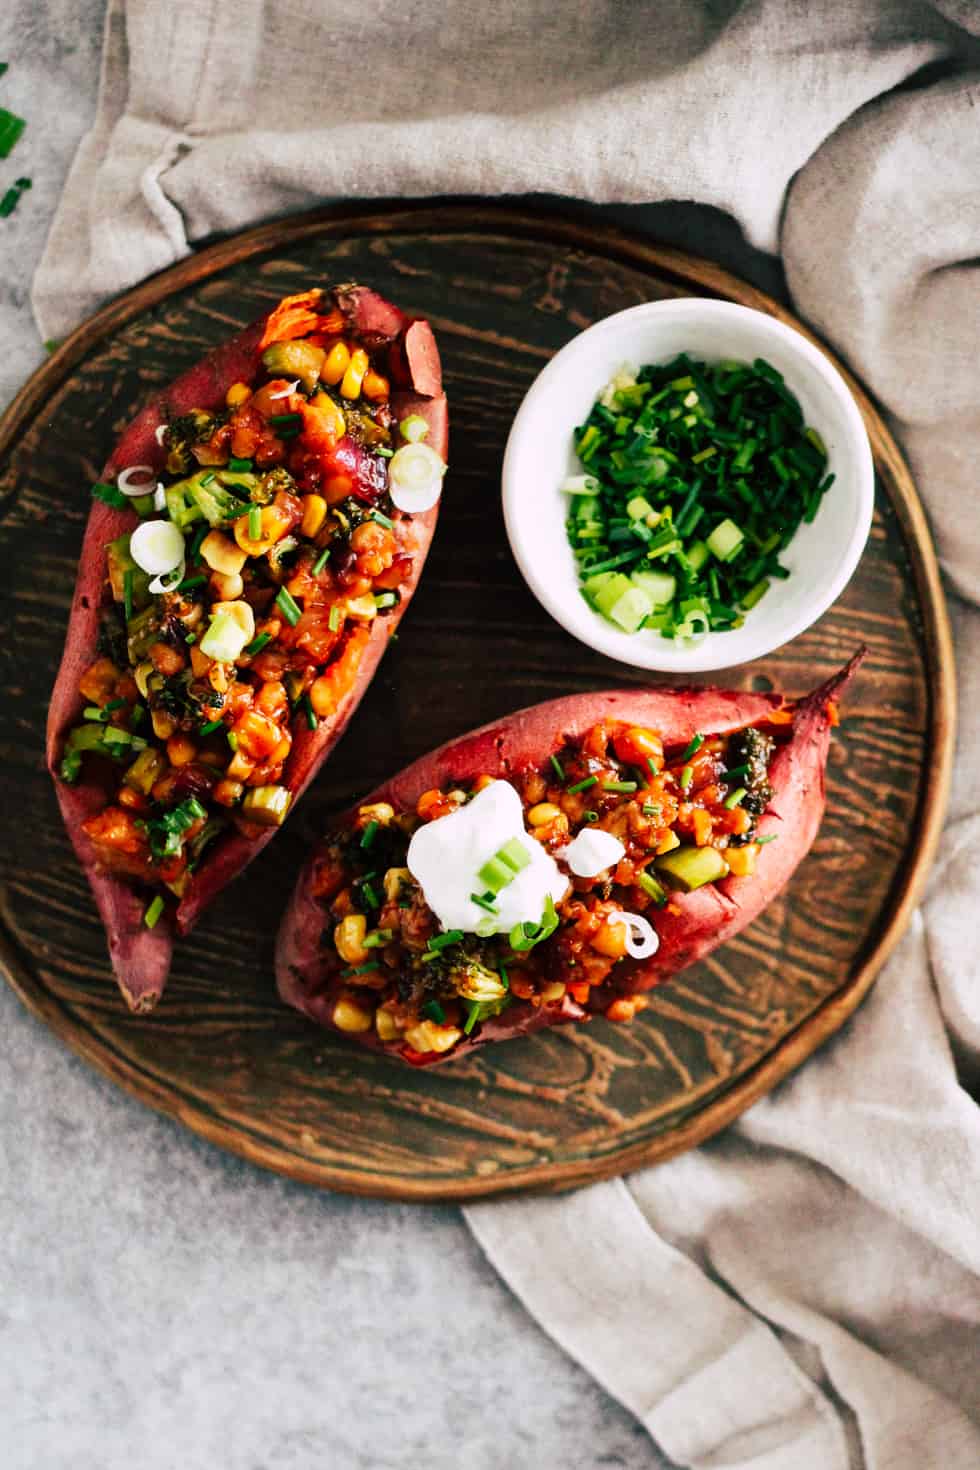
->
32, 3, 980, 1465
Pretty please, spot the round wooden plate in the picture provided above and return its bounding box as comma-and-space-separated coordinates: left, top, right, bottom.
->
0, 204, 954, 1200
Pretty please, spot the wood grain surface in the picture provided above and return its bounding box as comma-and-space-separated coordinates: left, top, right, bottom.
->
0, 204, 955, 1200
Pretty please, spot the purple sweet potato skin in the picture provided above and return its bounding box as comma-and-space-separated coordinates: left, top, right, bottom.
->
276, 662, 863, 1066
46, 289, 447, 1012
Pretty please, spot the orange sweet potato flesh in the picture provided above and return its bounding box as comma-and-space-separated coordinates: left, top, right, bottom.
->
276, 653, 864, 1064
46, 286, 447, 1012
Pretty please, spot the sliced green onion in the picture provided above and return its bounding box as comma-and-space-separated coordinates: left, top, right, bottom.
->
602, 779, 637, 794
360, 820, 379, 850
724, 763, 750, 783
583, 810, 598, 822
364, 928, 394, 949
428, 929, 464, 951
679, 765, 693, 792
244, 632, 272, 657
470, 893, 498, 915
567, 775, 598, 795
550, 754, 565, 782
399, 414, 429, 442
179, 574, 206, 592
301, 694, 317, 730
248, 505, 262, 540
637, 870, 668, 906
143, 895, 165, 929
313, 547, 331, 576
228, 457, 253, 472
724, 786, 747, 810
275, 586, 302, 626
680, 733, 704, 761
199, 719, 223, 736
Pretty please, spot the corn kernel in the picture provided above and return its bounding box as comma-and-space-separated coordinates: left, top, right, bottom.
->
320, 340, 351, 386
210, 570, 244, 600
200, 530, 248, 577
225, 382, 251, 408
226, 750, 255, 783
528, 802, 562, 827
300, 494, 328, 539
332, 997, 374, 1034
334, 913, 369, 965
383, 866, 412, 903
340, 347, 369, 400
361, 369, 390, 402
213, 778, 243, 807
358, 802, 395, 828
592, 918, 628, 959
403, 1020, 463, 1054
150, 707, 176, 741
166, 734, 197, 767
375, 1008, 401, 1043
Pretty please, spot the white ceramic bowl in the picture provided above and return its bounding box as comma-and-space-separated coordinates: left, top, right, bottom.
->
502, 299, 874, 673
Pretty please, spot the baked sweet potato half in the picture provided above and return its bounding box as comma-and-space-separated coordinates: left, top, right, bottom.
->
47, 285, 448, 1011
276, 654, 863, 1065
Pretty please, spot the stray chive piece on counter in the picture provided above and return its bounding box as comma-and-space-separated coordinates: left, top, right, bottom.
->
564, 354, 833, 642
0, 107, 26, 159
0, 175, 31, 217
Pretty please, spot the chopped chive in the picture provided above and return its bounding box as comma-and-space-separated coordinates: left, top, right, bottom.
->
360, 819, 379, 850
422, 1000, 446, 1024
313, 547, 331, 576
244, 632, 272, 657
301, 694, 317, 730
679, 765, 693, 792
363, 928, 394, 949
470, 893, 498, 915
550, 753, 565, 782
723, 763, 750, 783
642, 801, 661, 819
269, 413, 300, 428
679, 733, 704, 761
361, 882, 380, 911
328, 603, 343, 631
341, 961, 381, 977
143, 895, 165, 929
369, 510, 394, 529
184, 632, 197, 645
275, 586, 302, 626
248, 505, 262, 540
0, 107, 26, 159
428, 929, 464, 951
227, 731, 238, 751
567, 775, 598, 794
189, 525, 209, 562
228, 457, 253, 472
756, 833, 779, 845
646, 756, 660, 779
123, 569, 134, 622
602, 779, 637, 794
724, 786, 747, 810
179, 574, 206, 592
199, 719, 223, 736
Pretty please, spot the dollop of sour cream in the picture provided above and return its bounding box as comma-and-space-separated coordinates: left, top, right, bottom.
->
559, 827, 625, 878
407, 781, 569, 936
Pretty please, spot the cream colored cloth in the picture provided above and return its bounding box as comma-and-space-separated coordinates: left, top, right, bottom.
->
33, 3, 980, 1466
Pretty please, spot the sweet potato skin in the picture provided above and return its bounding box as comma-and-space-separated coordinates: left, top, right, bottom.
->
46, 290, 447, 1011
275, 657, 863, 1065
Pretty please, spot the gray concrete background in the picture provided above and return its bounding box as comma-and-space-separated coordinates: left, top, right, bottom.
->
0, 5, 778, 1466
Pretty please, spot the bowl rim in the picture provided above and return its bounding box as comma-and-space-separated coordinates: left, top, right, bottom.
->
501, 297, 876, 673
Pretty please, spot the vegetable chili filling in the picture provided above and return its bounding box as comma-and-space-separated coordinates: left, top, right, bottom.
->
58, 288, 446, 922
310, 716, 782, 1061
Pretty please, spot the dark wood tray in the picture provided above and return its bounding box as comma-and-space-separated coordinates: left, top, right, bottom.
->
0, 204, 954, 1200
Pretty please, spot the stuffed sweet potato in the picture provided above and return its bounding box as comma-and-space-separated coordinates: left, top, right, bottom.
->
276, 654, 862, 1065
47, 285, 448, 1011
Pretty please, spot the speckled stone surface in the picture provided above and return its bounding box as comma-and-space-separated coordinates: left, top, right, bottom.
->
0, 6, 789, 1465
